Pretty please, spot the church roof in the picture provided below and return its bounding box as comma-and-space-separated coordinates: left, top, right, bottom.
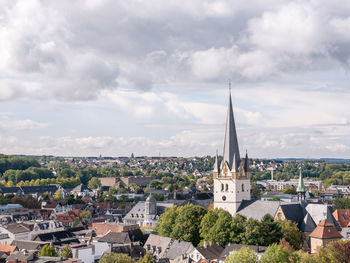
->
222, 89, 240, 172
237, 200, 280, 221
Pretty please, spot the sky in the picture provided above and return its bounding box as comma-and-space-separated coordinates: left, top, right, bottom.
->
1, 0, 350, 158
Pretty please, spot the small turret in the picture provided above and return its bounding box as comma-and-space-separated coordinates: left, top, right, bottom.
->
213, 150, 220, 174
244, 150, 249, 173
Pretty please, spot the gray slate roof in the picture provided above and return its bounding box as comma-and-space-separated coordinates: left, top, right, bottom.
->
98, 232, 131, 244
11, 240, 48, 250
300, 213, 316, 232
165, 240, 194, 260
305, 204, 341, 231
279, 203, 304, 225
237, 200, 280, 221
144, 234, 172, 259
196, 244, 224, 260
124, 201, 174, 220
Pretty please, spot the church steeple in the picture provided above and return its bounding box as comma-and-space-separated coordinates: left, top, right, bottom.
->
297, 167, 306, 201
222, 87, 240, 172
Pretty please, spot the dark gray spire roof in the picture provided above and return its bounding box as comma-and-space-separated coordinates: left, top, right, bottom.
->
244, 150, 249, 173
222, 89, 240, 171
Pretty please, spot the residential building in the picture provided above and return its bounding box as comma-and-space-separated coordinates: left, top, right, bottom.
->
188, 244, 224, 263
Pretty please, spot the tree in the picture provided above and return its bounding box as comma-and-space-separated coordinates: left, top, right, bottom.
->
230, 214, 247, 244
293, 250, 318, 263
260, 214, 282, 246
53, 189, 63, 200
278, 220, 302, 250
333, 197, 350, 210
60, 245, 73, 258
224, 247, 258, 263
317, 240, 350, 263
99, 253, 135, 263
240, 218, 263, 245
137, 252, 154, 263
156, 206, 179, 237
39, 244, 58, 257
73, 217, 80, 227
79, 211, 91, 225
88, 177, 101, 190
283, 187, 297, 195
260, 244, 290, 263
171, 204, 207, 246
200, 209, 233, 246
251, 183, 262, 199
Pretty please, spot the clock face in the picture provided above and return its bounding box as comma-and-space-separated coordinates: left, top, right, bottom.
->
222, 196, 226, 201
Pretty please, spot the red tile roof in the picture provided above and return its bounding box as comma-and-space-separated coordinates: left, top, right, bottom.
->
0, 245, 17, 255
309, 219, 342, 239
333, 209, 350, 228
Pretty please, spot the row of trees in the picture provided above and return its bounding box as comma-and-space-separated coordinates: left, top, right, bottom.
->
3, 167, 54, 183
2, 177, 81, 189
0, 154, 39, 174
225, 239, 350, 263
156, 205, 301, 248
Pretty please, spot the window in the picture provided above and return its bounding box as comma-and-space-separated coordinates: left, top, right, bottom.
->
221, 184, 224, 191
242, 184, 244, 192
225, 184, 228, 191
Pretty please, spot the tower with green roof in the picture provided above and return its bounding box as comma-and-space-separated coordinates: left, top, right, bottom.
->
297, 167, 306, 201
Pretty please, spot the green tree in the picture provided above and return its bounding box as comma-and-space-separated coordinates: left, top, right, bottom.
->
251, 183, 262, 199
79, 211, 91, 225
99, 253, 135, 263
53, 190, 63, 200
88, 177, 101, 190
317, 240, 350, 263
230, 214, 247, 244
137, 252, 154, 263
293, 250, 318, 263
171, 204, 207, 246
200, 209, 233, 246
278, 220, 302, 250
60, 245, 73, 258
260, 214, 282, 246
73, 217, 80, 227
333, 197, 350, 210
240, 218, 263, 245
283, 187, 297, 195
260, 244, 290, 263
39, 244, 58, 257
156, 206, 179, 237
224, 247, 258, 263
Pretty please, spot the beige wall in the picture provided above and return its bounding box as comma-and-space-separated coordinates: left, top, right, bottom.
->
310, 237, 341, 253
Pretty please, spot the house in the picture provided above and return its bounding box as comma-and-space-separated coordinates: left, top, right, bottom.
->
56, 210, 82, 227
70, 242, 109, 263
309, 219, 342, 253
6, 250, 35, 263
0, 223, 31, 245
43, 201, 72, 214
0, 244, 17, 256
188, 244, 224, 263
98, 232, 131, 247
11, 240, 48, 251
32, 230, 80, 245
143, 234, 173, 260
99, 177, 119, 187
92, 222, 140, 236
120, 176, 155, 188
218, 244, 267, 262
164, 240, 194, 263
333, 209, 350, 239
71, 185, 94, 198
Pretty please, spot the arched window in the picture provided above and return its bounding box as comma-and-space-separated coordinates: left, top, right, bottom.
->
242, 184, 244, 192
221, 184, 224, 191
225, 184, 228, 191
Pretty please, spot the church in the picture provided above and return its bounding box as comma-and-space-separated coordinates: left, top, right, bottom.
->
213, 89, 251, 216
213, 90, 341, 243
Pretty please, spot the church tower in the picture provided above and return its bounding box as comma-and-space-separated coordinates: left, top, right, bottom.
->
213, 89, 251, 216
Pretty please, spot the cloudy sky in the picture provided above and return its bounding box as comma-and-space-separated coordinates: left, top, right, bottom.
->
1, 0, 350, 158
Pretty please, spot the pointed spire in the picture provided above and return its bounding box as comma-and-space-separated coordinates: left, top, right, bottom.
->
244, 150, 249, 173
222, 85, 240, 172
213, 150, 220, 173
297, 167, 305, 193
